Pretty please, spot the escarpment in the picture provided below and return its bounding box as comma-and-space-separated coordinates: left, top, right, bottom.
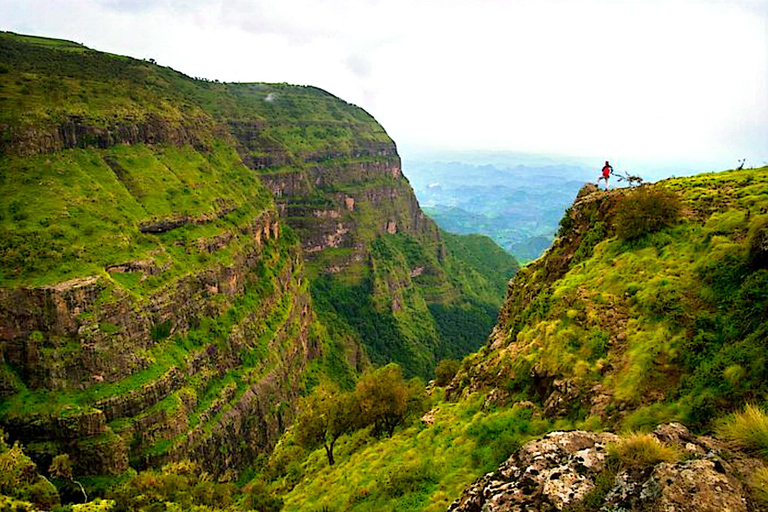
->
442, 166, 768, 500
207, 83, 517, 379
439, 168, 768, 511
0, 33, 330, 479
0, 32, 519, 485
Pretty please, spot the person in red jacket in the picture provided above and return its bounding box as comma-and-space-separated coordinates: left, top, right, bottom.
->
599, 160, 614, 190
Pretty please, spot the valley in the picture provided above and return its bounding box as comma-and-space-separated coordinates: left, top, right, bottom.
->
2, 31, 768, 512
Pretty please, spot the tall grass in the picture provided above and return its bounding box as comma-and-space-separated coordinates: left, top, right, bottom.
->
717, 404, 768, 459
608, 432, 679, 468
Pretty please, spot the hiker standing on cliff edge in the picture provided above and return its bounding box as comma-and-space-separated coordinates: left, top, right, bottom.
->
599, 160, 614, 190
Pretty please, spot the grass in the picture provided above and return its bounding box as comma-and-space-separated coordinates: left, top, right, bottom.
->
751, 467, 768, 507
0, 142, 272, 288
274, 395, 556, 512
608, 432, 679, 468
716, 404, 768, 459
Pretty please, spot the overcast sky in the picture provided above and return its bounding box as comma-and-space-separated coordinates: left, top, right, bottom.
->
2, 0, 767, 173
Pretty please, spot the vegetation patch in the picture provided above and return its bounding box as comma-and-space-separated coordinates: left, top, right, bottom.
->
614, 186, 682, 241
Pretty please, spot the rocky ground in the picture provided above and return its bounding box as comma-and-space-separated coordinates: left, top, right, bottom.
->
448, 423, 766, 512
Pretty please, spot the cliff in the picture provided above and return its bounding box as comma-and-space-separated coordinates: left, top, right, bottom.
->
0, 33, 336, 479
0, 31, 517, 487
180, 76, 519, 379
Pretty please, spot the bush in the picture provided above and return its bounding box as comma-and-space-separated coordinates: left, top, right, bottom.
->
614, 187, 682, 241
435, 359, 460, 387
244, 480, 283, 512
717, 404, 768, 459
608, 433, 679, 468
382, 460, 436, 497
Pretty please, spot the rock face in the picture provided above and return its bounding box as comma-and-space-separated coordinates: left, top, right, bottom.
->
448, 424, 763, 512
448, 430, 619, 512
215, 84, 518, 379
0, 33, 332, 480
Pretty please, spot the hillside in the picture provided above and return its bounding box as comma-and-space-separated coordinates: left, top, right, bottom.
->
454, 169, 768, 431
0, 29, 517, 496
249, 166, 768, 512
4, 30, 765, 512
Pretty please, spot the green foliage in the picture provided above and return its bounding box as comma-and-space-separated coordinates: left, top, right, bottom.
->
464, 405, 536, 472
440, 232, 519, 305
0, 429, 60, 509
750, 467, 768, 508
608, 433, 679, 468
716, 404, 768, 459
614, 186, 682, 241
272, 394, 554, 512
72, 498, 116, 511
434, 360, 460, 387
49, 454, 73, 480
310, 274, 416, 375
242, 480, 283, 512
381, 460, 436, 497
293, 383, 360, 466
106, 461, 237, 512
428, 303, 497, 361
355, 364, 426, 439
748, 216, 768, 269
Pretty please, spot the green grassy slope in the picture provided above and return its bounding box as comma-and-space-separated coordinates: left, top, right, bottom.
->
456, 168, 768, 431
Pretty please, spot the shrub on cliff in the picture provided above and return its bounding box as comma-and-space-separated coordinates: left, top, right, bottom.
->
435, 359, 461, 387
614, 187, 682, 241
0, 428, 60, 509
748, 216, 768, 269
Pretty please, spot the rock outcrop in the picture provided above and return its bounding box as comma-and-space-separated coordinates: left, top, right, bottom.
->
448, 424, 764, 512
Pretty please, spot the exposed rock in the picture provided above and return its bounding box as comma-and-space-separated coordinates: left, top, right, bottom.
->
543, 378, 582, 418
139, 204, 237, 234
449, 424, 765, 512
482, 389, 512, 411
4, 113, 217, 157
603, 457, 749, 511
449, 430, 619, 512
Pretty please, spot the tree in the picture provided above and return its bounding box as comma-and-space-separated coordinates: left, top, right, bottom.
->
293, 383, 359, 466
356, 364, 427, 438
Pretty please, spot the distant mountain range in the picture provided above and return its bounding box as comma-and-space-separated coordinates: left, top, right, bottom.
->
403, 157, 594, 261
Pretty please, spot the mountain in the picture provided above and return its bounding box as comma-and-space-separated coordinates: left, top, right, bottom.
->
403, 158, 592, 262
0, 30, 517, 490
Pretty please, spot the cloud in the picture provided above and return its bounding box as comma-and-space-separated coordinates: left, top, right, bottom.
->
1, 0, 766, 170
344, 54, 372, 79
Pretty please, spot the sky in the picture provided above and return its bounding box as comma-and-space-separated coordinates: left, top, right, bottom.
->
2, 0, 767, 174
